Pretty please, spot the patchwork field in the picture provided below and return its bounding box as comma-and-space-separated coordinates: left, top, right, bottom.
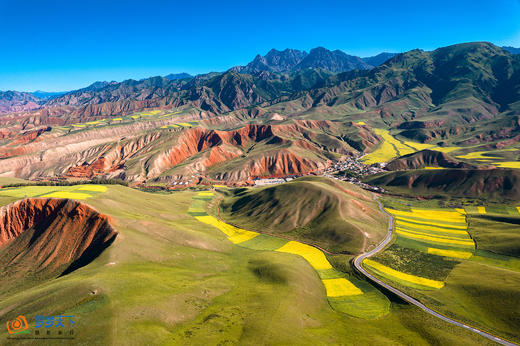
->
455, 147, 520, 168
367, 201, 520, 343
360, 128, 519, 168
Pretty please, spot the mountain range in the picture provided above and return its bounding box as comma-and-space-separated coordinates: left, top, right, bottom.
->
503, 46, 520, 54
29, 43, 520, 121
2, 43, 518, 119
230, 47, 391, 74
0, 41, 519, 184
0, 47, 396, 114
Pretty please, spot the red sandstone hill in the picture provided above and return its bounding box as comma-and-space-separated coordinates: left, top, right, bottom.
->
0, 120, 379, 183
0, 198, 117, 292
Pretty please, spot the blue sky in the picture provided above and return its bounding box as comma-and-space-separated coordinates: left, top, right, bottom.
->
1, 0, 519, 91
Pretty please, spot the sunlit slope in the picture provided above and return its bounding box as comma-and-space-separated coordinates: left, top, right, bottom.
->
220, 177, 387, 254
0, 185, 490, 344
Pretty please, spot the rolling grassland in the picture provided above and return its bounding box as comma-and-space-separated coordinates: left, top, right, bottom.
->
0, 179, 493, 344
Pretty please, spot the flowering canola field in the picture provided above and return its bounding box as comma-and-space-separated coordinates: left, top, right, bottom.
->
363, 206, 476, 290
427, 248, 473, 259
389, 207, 474, 249
361, 128, 456, 165
364, 259, 445, 289
276, 241, 332, 270
362, 129, 414, 164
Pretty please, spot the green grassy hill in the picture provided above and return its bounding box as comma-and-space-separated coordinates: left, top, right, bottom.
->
220, 177, 387, 254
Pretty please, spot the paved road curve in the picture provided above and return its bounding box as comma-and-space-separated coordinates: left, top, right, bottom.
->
353, 195, 518, 346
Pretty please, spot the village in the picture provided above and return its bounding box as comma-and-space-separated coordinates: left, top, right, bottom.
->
252, 155, 386, 193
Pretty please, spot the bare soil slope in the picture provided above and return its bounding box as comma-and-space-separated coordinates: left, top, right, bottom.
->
0, 198, 117, 292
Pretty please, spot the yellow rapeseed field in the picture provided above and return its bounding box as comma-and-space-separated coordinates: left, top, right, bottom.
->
322, 278, 362, 297
395, 220, 468, 235
396, 229, 474, 246
77, 185, 107, 192
276, 241, 332, 270
386, 208, 466, 225
427, 248, 473, 259
364, 259, 444, 289
40, 191, 94, 200
424, 166, 444, 170
493, 161, 520, 169
194, 215, 259, 244
362, 129, 400, 164
456, 151, 500, 160
409, 208, 466, 223
517, 207, 520, 215
395, 217, 467, 231
356, 121, 366, 125
477, 206, 486, 214
85, 119, 105, 125
396, 227, 469, 241
455, 208, 466, 214
212, 185, 227, 188
161, 111, 181, 117
197, 192, 214, 197
139, 110, 162, 116
112, 117, 122, 121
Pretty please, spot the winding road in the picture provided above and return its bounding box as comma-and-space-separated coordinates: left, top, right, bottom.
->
353, 194, 518, 346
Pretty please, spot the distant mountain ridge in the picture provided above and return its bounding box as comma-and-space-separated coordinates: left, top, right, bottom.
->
362, 52, 397, 66
503, 46, 520, 54
30, 90, 68, 100
0, 46, 398, 114
0, 90, 41, 113
1, 42, 517, 122
233, 47, 396, 74
232, 48, 307, 73
164, 73, 193, 80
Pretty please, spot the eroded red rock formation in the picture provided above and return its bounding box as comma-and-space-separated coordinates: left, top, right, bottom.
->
0, 198, 117, 280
